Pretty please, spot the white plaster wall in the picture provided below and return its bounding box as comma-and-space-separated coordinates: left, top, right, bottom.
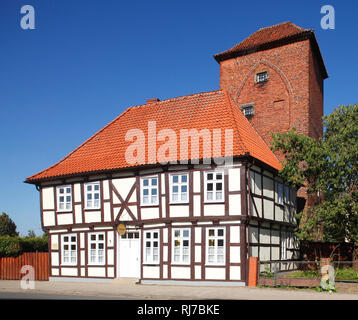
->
193, 195, 201, 217
230, 247, 240, 263
75, 205, 82, 224
43, 212, 55, 226
193, 171, 201, 193
169, 205, 189, 217
230, 266, 241, 280
260, 228, 270, 244
81, 250, 85, 265
163, 246, 168, 262
51, 252, 59, 266
107, 231, 114, 247
161, 197, 166, 218
88, 267, 106, 277
195, 246, 201, 263
42, 187, 55, 210
57, 213, 73, 225
112, 177, 135, 200
107, 249, 114, 265
163, 228, 168, 243
85, 211, 101, 223
230, 226, 240, 243
143, 266, 160, 278
263, 176, 274, 198
253, 198, 262, 217
103, 180, 110, 200
205, 268, 225, 280
195, 266, 201, 279
51, 268, 59, 276
228, 168, 241, 192
163, 265, 168, 279
259, 247, 270, 261
104, 202, 111, 222
264, 200, 274, 220
51, 234, 59, 250
107, 267, 114, 278
61, 268, 78, 276
229, 194, 241, 215
272, 247, 280, 260
80, 233, 85, 249
171, 267, 190, 279
74, 183, 81, 202
275, 206, 283, 222
203, 204, 225, 216
249, 227, 259, 243
141, 207, 160, 220
195, 227, 201, 243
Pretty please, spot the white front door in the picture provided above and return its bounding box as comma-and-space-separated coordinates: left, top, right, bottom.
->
118, 231, 141, 278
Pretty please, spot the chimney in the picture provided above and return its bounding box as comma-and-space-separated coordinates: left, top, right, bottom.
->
147, 98, 160, 104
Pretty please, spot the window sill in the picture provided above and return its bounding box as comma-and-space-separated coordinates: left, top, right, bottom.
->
140, 204, 159, 208
203, 200, 225, 204
56, 210, 73, 213
143, 263, 160, 266
169, 202, 189, 205
84, 207, 102, 211
205, 264, 226, 267
88, 263, 106, 266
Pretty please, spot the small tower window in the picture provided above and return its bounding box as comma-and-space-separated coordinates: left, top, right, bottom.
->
240, 103, 255, 118
255, 71, 269, 83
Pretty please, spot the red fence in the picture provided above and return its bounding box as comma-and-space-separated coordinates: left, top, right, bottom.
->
0, 252, 49, 281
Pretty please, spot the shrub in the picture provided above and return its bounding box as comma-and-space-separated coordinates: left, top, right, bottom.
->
0, 235, 48, 257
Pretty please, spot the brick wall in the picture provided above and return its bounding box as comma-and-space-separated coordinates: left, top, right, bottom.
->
219, 39, 324, 159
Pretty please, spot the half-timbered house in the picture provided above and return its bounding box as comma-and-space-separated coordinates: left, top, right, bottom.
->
26, 21, 328, 285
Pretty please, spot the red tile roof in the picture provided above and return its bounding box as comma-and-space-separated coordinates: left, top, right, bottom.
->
26, 90, 281, 182
214, 22, 310, 61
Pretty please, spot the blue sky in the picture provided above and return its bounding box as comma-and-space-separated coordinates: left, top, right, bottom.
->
0, 0, 356, 236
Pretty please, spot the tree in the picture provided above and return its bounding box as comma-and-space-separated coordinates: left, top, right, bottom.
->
271, 104, 358, 256
0, 213, 18, 237
26, 230, 36, 238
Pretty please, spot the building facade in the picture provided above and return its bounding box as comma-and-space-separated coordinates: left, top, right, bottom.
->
26, 22, 327, 285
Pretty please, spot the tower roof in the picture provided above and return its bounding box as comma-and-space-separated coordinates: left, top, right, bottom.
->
214, 21, 328, 79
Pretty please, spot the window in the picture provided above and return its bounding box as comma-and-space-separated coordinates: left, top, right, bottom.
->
276, 182, 283, 205
284, 185, 290, 204
240, 103, 255, 118
255, 71, 269, 83
170, 173, 188, 203
57, 185, 72, 211
172, 229, 190, 264
61, 234, 77, 265
85, 182, 101, 209
206, 228, 225, 265
144, 230, 159, 264
205, 171, 224, 202
141, 176, 158, 205
88, 233, 105, 265
281, 232, 287, 260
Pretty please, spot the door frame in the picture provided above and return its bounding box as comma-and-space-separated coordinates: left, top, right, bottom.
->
117, 230, 141, 278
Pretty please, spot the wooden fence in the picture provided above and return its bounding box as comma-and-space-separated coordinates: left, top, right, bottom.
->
0, 252, 49, 281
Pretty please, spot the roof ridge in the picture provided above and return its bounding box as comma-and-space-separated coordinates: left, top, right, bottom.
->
130, 90, 221, 110
256, 21, 306, 33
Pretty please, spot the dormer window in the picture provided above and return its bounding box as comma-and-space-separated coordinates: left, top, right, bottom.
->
255, 71, 269, 83
240, 103, 255, 118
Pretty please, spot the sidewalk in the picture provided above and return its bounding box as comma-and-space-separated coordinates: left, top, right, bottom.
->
1, 279, 358, 300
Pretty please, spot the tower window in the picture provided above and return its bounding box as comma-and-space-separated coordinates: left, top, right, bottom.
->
240, 103, 255, 118
255, 71, 269, 83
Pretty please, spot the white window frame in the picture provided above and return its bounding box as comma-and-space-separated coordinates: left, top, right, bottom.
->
84, 181, 101, 210
141, 176, 159, 206
206, 227, 226, 266
56, 185, 72, 212
172, 228, 190, 265
204, 171, 224, 203
88, 232, 106, 265
255, 71, 269, 83
169, 173, 189, 204
61, 234, 77, 266
276, 182, 284, 205
144, 230, 160, 264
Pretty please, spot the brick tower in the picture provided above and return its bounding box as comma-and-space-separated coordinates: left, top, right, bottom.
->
214, 22, 328, 150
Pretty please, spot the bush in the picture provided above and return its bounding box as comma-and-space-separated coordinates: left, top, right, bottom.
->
0, 235, 48, 257
0, 236, 22, 257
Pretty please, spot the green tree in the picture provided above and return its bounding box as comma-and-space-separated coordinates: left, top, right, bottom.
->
26, 230, 36, 238
0, 212, 18, 237
271, 104, 358, 256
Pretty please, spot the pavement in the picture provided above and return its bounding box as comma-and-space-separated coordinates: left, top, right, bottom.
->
0, 278, 358, 300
